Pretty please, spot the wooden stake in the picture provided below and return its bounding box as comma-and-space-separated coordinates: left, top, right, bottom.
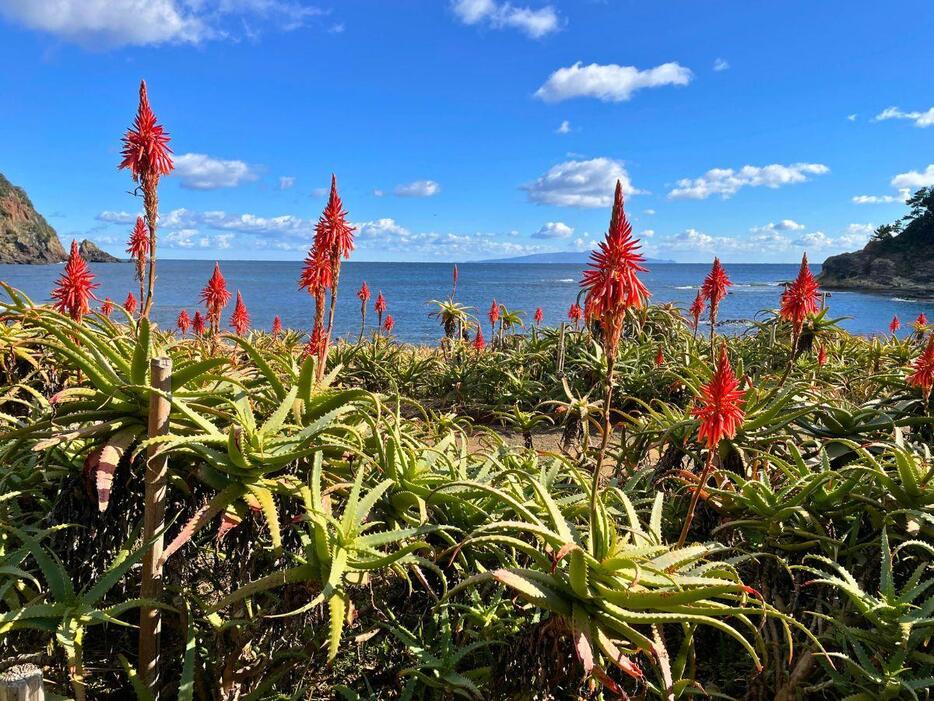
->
557, 323, 567, 378
139, 357, 172, 697
0, 665, 44, 701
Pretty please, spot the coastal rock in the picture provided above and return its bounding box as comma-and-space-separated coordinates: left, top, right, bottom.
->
79, 239, 120, 263
0, 171, 66, 264
820, 188, 934, 294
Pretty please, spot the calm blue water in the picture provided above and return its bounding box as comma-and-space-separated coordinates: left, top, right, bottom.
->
1, 260, 931, 343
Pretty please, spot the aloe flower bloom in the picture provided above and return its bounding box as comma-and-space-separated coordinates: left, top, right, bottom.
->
655, 347, 664, 367
890, 315, 901, 334
473, 326, 485, 351
817, 344, 828, 367
780, 254, 820, 335
51, 240, 99, 322
914, 312, 928, 330
100, 298, 115, 317
126, 216, 149, 301
374, 291, 387, 327
908, 335, 934, 401
689, 290, 705, 335
452, 264, 459, 298
305, 324, 325, 359
272, 315, 282, 336
230, 291, 250, 336
679, 344, 746, 546
701, 258, 731, 344
488, 299, 500, 337
177, 309, 191, 335
192, 311, 205, 336
383, 314, 394, 334
568, 303, 583, 326
357, 281, 370, 341
119, 80, 173, 318
124, 292, 138, 316
534, 307, 544, 326
201, 262, 232, 334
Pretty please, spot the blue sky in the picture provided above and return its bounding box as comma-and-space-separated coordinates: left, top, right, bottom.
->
0, 0, 932, 263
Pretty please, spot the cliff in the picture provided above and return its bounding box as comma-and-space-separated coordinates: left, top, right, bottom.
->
820, 188, 934, 294
0, 172, 66, 264
79, 239, 120, 263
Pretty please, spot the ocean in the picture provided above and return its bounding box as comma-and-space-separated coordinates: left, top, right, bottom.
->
2, 260, 931, 344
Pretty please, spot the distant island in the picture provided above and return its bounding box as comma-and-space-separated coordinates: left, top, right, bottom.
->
821, 187, 934, 294
0, 171, 118, 264
479, 251, 676, 264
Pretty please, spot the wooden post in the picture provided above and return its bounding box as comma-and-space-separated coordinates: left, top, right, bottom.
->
139, 357, 172, 698
557, 323, 567, 378
0, 665, 44, 701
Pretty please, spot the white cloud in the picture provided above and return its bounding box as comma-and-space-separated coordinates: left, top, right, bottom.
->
852, 188, 910, 205
163, 228, 233, 250
874, 106, 934, 128
278, 176, 295, 190
0, 0, 328, 48
643, 208, 656, 215
173, 153, 260, 190
372, 189, 385, 197
328, 22, 344, 33
556, 119, 571, 134
523, 157, 639, 208
795, 224, 872, 250
750, 219, 805, 235
531, 221, 573, 239
451, 0, 560, 38
96, 210, 137, 224
640, 229, 655, 238
847, 114, 857, 122
713, 58, 729, 72
573, 237, 598, 251
310, 187, 328, 197
668, 162, 829, 200
535, 61, 692, 103
394, 180, 441, 197
891, 165, 934, 189
159, 208, 308, 236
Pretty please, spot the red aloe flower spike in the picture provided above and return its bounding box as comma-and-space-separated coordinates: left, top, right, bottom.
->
701, 257, 731, 343
908, 335, 934, 401
357, 281, 370, 303
374, 291, 387, 325
655, 347, 664, 367
914, 312, 928, 330
51, 240, 99, 322
177, 309, 191, 335
534, 307, 544, 326
779, 253, 820, 335
100, 298, 115, 317
317, 174, 355, 260
488, 299, 500, 336
272, 315, 282, 336
890, 315, 901, 334
119, 80, 172, 319
357, 281, 370, 342
127, 216, 149, 287
693, 344, 746, 450
452, 263, 459, 298
678, 344, 747, 546
473, 326, 485, 351
201, 262, 232, 333
192, 311, 205, 336
568, 303, 583, 326
383, 314, 394, 334
230, 291, 250, 336
304, 323, 325, 359
817, 344, 827, 367
119, 80, 173, 181
124, 292, 137, 315
689, 290, 705, 333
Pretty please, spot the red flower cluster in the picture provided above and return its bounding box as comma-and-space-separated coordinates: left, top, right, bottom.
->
51, 240, 99, 321
488, 299, 500, 328
817, 344, 827, 367
534, 307, 544, 326
473, 327, 485, 351
230, 291, 250, 336
127, 216, 149, 277
908, 335, 934, 400
780, 254, 820, 332
689, 291, 705, 330
890, 315, 901, 334
357, 281, 370, 303
299, 175, 356, 299
654, 347, 664, 367
304, 324, 325, 358
119, 81, 173, 182
581, 182, 649, 332
177, 309, 191, 335
693, 344, 746, 449
383, 314, 394, 333
701, 258, 731, 317
192, 311, 205, 336
124, 292, 137, 315
374, 291, 387, 317
272, 315, 282, 336
915, 312, 928, 330
201, 262, 232, 330
568, 303, 583, 324
100, 298, 114, 317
